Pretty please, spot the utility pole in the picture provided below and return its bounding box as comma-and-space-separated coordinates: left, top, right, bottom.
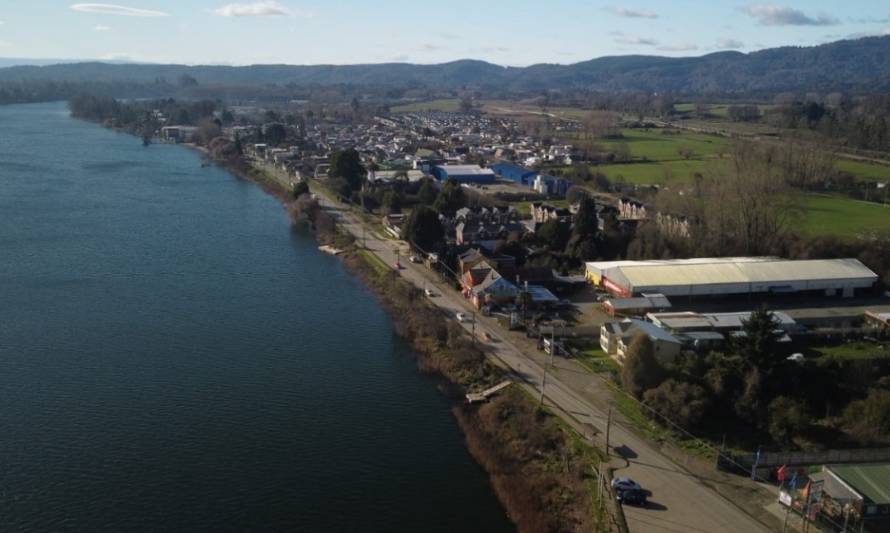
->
539, 363, 547, 408
471, 311, 476, 345
605, 407, 612, 456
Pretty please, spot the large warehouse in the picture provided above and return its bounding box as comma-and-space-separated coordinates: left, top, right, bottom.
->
432, 164, 496, 184
587, 258, 878, 298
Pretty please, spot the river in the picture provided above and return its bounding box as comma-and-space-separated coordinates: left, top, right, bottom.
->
0, 102, 512, 532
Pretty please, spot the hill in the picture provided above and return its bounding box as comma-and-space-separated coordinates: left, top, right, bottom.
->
2, 36, 890, 94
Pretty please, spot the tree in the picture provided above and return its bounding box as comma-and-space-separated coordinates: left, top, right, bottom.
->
329, 148, 366, 192
843, 388, 890, 443
292, 180, 310, 199
402, 206, 444, 250
417, 179, 438, 206
643, 379, 711, 431
177, 74, 199, 88
536, 219, 571, 252
263, 123, 287, 146
433, 178, 466, 214
196, 118, 221, 145
382, 191, 402, 215
459, 94, 475, 114
621, 334, 665, 399
733, 308, 783, 371
565, 186, 590, 206
572, 198, 600, 239
768, 396, 810, 445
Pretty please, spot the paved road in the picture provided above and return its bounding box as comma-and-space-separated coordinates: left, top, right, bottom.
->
303, 190, 775, 533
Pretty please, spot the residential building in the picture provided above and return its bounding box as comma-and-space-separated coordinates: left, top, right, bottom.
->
599, 319, 683, 363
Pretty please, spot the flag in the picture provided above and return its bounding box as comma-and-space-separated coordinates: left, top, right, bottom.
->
789, 472, 798, 490
777, 464, 787, 482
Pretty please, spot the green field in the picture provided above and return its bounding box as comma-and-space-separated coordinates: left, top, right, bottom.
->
595, 160, 713, 185
390, 99, 460, 113
811, 341, 890, 360
836, 159, 890, 181
801, 195, 890, 238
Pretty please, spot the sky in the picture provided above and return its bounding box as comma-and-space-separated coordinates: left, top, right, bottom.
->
0, 1, 888, 66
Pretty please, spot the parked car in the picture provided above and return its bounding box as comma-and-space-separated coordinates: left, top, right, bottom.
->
409, 255, 421, 264
456, 312, 473, 323
394, 261, 402, 269
611, 478, 642, 492
617, 488, 648, 506
424, 289, 435, 297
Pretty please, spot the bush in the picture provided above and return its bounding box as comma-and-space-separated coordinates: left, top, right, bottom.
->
642, 379, 711, 431
767, 396, 810, 446
843, 388, 890, 444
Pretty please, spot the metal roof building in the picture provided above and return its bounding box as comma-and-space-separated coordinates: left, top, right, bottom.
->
432, 164, 496, 184
597, 258, 877, 298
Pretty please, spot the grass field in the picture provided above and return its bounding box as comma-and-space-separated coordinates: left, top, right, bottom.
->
390, 99, 460, 113
801, 195, 890, 238
836, 159, 890, 181
811, 341, 890, 360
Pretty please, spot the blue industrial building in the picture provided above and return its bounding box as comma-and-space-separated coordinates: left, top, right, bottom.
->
432, 164, 497, 184
490, 161, 538, 185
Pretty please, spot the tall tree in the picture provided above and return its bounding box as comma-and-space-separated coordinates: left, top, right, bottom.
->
402, 206, 444, 251
621, 334, 665, 399
329, 148, 366, 192
433, 178, 466, 214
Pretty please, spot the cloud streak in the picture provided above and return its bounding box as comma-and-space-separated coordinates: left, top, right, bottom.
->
70, 3, 168, 17
94, 24, 112, 31
657, 43, 699, 52
741, 5, 838, 26
615, 35, 659, 46
607, 6, 658, 19
716, 38, 745, 49
212, 1, 291, 17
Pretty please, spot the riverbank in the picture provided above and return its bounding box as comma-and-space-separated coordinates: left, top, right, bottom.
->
205, 149, 610, 532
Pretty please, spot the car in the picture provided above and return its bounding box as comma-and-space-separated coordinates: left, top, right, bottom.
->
409, 255, 421, 264
394, 261, 403, 269
611, 478, 642, 492
617, 488, 648, 507
456, 312, 473, 323
424, 289, 435, 297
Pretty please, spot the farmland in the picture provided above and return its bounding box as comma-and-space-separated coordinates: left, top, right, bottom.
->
800, 195, 890, 239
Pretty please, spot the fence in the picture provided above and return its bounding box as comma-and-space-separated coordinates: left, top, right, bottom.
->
719, 447, 890, 472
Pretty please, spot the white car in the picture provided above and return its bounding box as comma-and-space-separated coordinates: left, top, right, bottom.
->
424, 289, 435, 297
456, 312, 473, 323
409, 255, 421, 264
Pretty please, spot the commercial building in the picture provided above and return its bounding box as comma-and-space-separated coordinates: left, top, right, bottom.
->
821, 464, 890, 523
603, 294, 672, 316
432, 164, 496, 184
588, 258, 877, 299
490, 161, 537, 185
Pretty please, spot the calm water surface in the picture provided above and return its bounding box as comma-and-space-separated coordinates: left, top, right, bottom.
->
0, 102, 512, 532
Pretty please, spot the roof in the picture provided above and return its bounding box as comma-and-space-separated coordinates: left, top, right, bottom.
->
648, 310, 797, 331
609, 258, 877, 291
827, 464, 890, 504
586, 257, 775, 275
525, 285, 559, 303
435, 164, 495, 176
616, 319, 681, 344
605, 294, 672, 310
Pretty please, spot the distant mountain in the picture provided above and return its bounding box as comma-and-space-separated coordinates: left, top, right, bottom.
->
3, 36, 890, 94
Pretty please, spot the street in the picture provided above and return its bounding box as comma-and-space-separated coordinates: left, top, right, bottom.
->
310, 189, 777, 533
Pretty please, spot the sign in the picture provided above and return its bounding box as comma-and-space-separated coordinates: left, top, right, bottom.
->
779, 491, 793, 507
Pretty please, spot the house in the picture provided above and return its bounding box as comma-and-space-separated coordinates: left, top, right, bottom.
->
382, 214, 406, 239
470, 270, 519, 309
160, 125, 199, 143
865, 311, 890, 332
532, 174, 571, 197
530, 203, 572, 225
820, 464, 890, 524
599, 319, 682, 363
619, 197, 648, 220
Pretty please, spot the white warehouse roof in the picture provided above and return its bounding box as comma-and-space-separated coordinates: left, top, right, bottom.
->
604, 258, 877, 297
435, 165, 495, 175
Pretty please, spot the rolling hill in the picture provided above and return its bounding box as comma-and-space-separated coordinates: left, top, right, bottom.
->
2, 36, 890, 94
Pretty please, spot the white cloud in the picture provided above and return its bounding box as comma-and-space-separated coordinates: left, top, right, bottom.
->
94, 24, 112, 31
607, 6, 658, 19
212, 1, 293, 17
716, 38, 745, 49
389, 53, 410, 62
741, 5, 838, 26
70, 3, 168, 17
615, 35, 659, 46
657, 43, 699, 52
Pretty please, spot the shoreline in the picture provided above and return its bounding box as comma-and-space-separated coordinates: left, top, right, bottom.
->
203, 149, 608, 532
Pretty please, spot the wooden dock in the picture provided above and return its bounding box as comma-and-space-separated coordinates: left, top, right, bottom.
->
466, 380, 512, 404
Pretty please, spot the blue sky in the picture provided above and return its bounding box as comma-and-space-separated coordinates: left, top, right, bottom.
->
0, 1, 888, 65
